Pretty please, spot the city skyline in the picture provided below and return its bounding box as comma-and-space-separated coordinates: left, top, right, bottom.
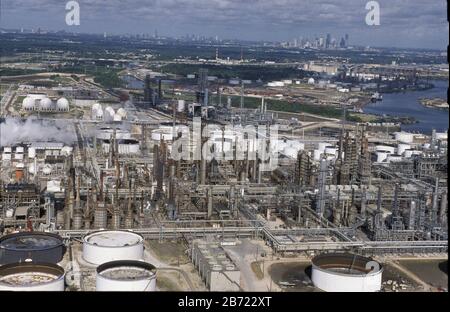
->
1, 0, 448, 50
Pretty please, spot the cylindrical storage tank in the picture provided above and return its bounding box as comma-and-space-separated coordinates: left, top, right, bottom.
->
82, 230, 144, 265
394, 132, 414, 143
397, 144, 411, 156
113, 114, 122, 121
96, 260, 157, 291
376, 151, 389, 163
0, 232, 65, 265
311, 253, 383, 292
0, 262, 65, 291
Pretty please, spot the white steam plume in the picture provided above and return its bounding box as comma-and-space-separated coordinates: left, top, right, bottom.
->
0, 117, 76, 146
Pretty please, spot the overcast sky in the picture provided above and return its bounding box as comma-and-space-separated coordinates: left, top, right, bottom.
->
1, 0, 448, 49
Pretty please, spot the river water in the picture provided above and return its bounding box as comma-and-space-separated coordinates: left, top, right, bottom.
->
363, 80, 449, 134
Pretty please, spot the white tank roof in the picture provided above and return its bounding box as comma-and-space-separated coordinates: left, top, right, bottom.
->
39, 97, 53, 109
22, 97, 35, 109
56, 97, 69, 109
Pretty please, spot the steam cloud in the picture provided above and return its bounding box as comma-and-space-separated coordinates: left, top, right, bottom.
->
0, 117, 76, 146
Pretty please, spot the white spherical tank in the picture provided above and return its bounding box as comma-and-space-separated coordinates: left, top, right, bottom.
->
0, 262, 65, 291
311, 253, 383, 292
82, 230, 144, 265
96, 260, 157, 291
39, 97, 53, 111
22, 97, 35, 110
104, 106, 116, 122
56, 97, 69, 111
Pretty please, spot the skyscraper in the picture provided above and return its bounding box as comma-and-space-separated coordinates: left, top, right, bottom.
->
325, 33, 331, 49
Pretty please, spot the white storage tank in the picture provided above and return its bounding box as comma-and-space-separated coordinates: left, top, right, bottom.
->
0, 262, 65, 291
375, 145, 396, 154
82, 230, 144, 265
56, 98, 69, 111
376, 151, 389, 163
39, 97, 53, 111
311, 253, 383, 292
394, 132, 414, 143
96, 260, 157, 291
22, 97, 35, 110
397, 144, 411, 156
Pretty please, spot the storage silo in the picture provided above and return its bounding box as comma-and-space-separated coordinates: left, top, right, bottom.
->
0, 232, 65, 265
56, 97, 70, 111
96, 260, 157, 291
0, 262, 65, 291
311, 253, 383, 292
82, 230, 144, 265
